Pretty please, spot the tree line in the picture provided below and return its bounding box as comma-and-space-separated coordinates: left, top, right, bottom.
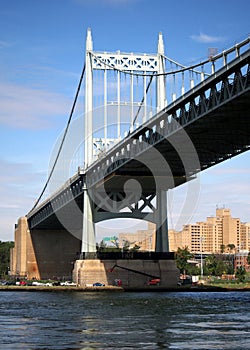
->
175, 246, 250, 282
0, 241, 14, 278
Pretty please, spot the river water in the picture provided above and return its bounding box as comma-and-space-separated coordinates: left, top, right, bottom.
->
0, 291, 249, 349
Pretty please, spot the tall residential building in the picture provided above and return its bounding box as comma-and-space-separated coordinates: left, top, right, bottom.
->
240, 222, 250, 251
119, 222, 156, 251
169, 208, 248, 254
117, 208, 249, 255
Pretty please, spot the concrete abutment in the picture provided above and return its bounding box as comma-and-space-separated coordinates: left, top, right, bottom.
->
72, 258, 179, 289
10, 217, 81, 280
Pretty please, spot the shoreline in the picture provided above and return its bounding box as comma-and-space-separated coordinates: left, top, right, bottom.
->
1, 285, 250, 292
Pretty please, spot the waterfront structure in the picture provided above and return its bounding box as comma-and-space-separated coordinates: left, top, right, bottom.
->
10, 217, 36, 279
10, 217, 79, 280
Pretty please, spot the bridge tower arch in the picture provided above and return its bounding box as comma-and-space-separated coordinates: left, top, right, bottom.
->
82, 28, 168, 254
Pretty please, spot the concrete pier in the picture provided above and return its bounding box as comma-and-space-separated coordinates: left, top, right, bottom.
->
73, 257, 179, 289
10, 217, 81, 280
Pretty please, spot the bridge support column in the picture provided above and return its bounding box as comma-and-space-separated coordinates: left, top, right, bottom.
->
82, 188, 96, 256
157, 32, 166, 111
155, 190, 169, 252
84, 28, 93, 168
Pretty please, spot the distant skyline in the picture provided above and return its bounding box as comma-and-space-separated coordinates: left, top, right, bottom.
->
0, 0, 249, 241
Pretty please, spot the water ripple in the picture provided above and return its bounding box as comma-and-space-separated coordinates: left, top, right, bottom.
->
0, 291, 249, 349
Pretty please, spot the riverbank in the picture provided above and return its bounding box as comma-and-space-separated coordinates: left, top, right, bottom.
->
1, 284, 250, 292
0, 285, 123, 292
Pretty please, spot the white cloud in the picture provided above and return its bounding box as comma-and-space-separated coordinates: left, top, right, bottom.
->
0, 81, 71, 130
190, 32, 225, 43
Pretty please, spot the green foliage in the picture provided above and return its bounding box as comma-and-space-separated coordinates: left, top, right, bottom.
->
220, 244, 225, 253
187, 264, 200, 276
175, 246, 194, 274
227, 244, 235, 253
227, 262, 235, 275
204, 254, 234, 276
97, 238, 140, 253
235, 266, 246, 283
96, 241, 121, 253
0, 241, 14, 277
175, 248, 235, 277
215, 259, 226, 276
204, 254, 217, 275
110, 236, 119, 248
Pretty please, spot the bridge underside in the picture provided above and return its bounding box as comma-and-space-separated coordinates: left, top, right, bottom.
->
186, 91, 250, 169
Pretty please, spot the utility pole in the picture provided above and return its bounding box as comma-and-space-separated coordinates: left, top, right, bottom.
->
200, 236, 204, 278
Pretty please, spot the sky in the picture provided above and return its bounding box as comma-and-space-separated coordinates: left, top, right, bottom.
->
0, 0, 249, 242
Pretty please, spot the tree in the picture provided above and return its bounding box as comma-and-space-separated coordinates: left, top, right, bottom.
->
227, 244, 235, 253
188, 264, 200, 276
215, 259, 226, 276
235, 266, 246, 283
110, 236, 119, 249
204, 254, 234, 276
204, 254, 217, 275
96, 240, 107, 251
96, 239, 121, 253
0, 241, 14, 277
220, 244, 226, 253
175, 246, 194, 274
121, 239, 130, 251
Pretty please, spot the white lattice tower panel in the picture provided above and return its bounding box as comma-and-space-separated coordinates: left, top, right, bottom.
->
84, 29, 166, 166
91, 52, 159, 72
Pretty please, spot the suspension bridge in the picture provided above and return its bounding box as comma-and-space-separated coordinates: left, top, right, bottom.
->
11, 29, 250, 288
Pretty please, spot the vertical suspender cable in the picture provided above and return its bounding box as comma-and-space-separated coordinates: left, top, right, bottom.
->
130, 73, 134, 132
117, 70, 121, 139
104, 68, 107, 147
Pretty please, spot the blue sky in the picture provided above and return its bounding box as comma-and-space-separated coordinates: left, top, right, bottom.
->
0, 0, 249, 241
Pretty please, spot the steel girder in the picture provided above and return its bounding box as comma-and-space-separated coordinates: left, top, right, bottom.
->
93, 190, 157, 223
27, 175, 84, 230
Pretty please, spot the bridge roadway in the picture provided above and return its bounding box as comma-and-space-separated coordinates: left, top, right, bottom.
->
27, 48, 250, 231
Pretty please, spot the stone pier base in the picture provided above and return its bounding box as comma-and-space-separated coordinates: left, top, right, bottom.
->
72, 258, 179, 289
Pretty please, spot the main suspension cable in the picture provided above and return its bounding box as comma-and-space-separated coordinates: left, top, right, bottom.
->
30, 63, 86, 212
133, 74, 154, 126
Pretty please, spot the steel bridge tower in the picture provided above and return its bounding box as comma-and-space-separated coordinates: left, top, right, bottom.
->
82, 28, 168, 254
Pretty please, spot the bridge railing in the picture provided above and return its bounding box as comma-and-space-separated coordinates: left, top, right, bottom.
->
163, 36, 250, 104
